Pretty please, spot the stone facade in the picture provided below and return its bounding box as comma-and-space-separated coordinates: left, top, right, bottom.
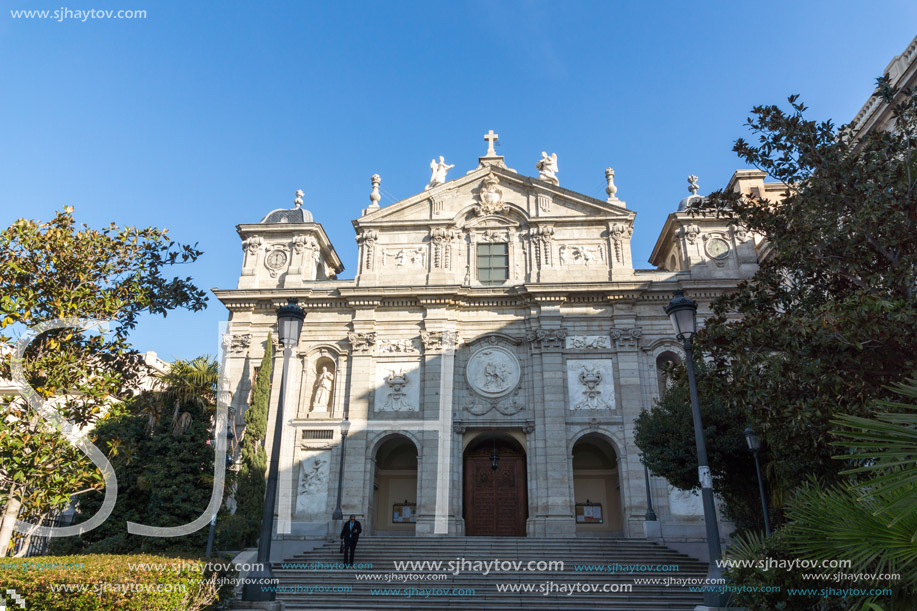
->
214, 136, 779, 555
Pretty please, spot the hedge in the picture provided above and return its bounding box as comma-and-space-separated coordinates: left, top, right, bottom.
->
0, 554, 236, 611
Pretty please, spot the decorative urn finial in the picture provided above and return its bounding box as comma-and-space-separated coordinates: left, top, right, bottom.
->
369, 174, 381, 207
605, 167, 618, 201
688, 175, 699, 196
294, 189, 304, 208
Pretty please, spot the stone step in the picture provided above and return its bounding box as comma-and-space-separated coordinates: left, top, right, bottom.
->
252, 537, 708, 610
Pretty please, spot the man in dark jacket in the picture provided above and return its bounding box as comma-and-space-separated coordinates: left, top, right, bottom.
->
340, 515, 362, 567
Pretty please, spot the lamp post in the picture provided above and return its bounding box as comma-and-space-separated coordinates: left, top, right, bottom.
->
744, 427, 771, 536
331, 418, 352, 521
242, 299, 304, 602
643, 462, 657, 522
664, 290, 723, 606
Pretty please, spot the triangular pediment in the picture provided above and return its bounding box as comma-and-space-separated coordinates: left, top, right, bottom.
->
353, 165, 633, 231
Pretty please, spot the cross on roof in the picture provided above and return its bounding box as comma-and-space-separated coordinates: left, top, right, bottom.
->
483, 130, 499, 156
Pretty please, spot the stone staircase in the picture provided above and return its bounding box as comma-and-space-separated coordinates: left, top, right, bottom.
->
265, 536, 708, 610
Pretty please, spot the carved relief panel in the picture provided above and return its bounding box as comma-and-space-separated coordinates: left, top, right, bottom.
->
374, 360, 421, 412
463, 337, 525, 416
566, 358, 615, 410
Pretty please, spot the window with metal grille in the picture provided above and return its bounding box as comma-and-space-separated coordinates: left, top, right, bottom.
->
477, 242, 509, 285
301, 429, 334, 440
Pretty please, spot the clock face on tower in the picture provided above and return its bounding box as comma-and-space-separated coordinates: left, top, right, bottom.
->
705, 237, 730, 260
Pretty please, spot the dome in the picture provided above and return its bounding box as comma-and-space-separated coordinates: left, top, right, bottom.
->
260, 207, 314, 224
260, 189, 314, 224
678, 194, 706, 211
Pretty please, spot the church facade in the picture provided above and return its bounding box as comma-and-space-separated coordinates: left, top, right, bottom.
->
213, 134, 775, 555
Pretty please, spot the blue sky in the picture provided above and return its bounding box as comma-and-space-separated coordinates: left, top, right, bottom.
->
1, 1, 914, 361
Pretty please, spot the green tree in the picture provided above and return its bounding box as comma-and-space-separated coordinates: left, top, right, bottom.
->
216, 335, 272, 550
643, 79, 917, 517
58, 356, 226, 554
634, 361, 765, 531
0, 208, 207, 554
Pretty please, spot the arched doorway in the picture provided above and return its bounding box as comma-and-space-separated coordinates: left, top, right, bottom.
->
371, 435, 418, 534
572, 435, 623, 536
463, 433, 527, 536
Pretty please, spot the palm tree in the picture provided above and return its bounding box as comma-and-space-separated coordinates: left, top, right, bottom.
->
155, 356, 219, 435
785, 378, 917, 607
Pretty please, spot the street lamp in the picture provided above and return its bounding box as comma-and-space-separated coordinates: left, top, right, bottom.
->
242, 299, 304, 602
332, 418, 352, 520
664, 290, 724, 606
744, 426, 771, 536
643, 462, 657, 522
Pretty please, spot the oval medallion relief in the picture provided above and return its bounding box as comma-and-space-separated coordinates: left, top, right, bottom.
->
466, 346, 521, 398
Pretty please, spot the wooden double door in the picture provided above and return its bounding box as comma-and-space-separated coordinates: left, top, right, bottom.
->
463, 439, 527, 536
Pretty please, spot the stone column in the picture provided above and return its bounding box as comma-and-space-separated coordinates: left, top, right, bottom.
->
527, 301, 575, 537
610, 313, 645, 539
341, 307, 377, 524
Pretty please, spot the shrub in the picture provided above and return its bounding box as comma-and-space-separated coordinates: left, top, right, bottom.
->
0, 554, 236, 611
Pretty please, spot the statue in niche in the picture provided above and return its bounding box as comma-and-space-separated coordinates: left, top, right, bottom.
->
311, 366, 334, 411
536, 151, 559, 184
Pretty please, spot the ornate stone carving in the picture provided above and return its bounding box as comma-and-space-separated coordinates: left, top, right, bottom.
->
453, 423, 467, 434
474, 173, 507, 216
609, 327, 642, 350
466, 346, 521, 398
529, 225, 555, 268
292, 235, 319, 254
678, 224, 701, 244
609, 223, 633, 263
537, 193, 552, 213
477, 229, 510, 242
526, 328, 568, 350
296, 452, 330, 515
465, 388, 524, 416
536, 152, 559, 185
347, 332, 376, 353
421, 330, 460, 352
377, 338, 419, 353
383, 247, 426, 268
242, 236, 263, 255
566, 360, 614, 410
566, 335, 609, 350
356, 230, 378, 270
426, 156, 454, 190
228, 333, 252, 353
381, 369, 415, 411
574, 364, 611, 409
431, 227, 458, 269
522, 423, 535, 434
558, 244, 605, 266
731, 225, 749, 241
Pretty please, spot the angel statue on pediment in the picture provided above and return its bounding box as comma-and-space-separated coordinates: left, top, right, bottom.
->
426, 156, 455, 190
536, 151, 559, 184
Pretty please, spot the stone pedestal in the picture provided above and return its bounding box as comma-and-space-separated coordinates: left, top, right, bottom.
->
644, 519, 662, 540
